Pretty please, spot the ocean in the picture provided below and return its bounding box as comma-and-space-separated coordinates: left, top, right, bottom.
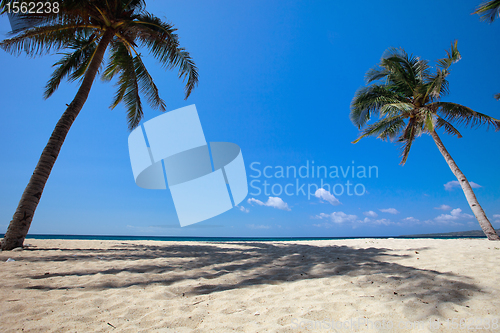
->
0, 234, 487, 242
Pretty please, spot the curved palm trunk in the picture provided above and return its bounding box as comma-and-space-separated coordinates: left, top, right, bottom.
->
1, 29, 115, 251
430, 130, 500, 241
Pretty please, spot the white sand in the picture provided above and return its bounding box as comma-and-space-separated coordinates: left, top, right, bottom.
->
0, 238, 499, 332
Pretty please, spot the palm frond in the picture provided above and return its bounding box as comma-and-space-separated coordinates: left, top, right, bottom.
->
424, 69, 449, 99
44, 31, 99, 98
436, 40, 461, 71
378, 48, 429, 97
68, 36, 103, 81
121, 0, 146, 13
352, 115, 406, 143
350, 85, 407, 128
104, 41, 143, 130
433, 102, 500, 130
398, 117, 419, 165
365, 66, 389, 83
133, 55, 166, 111
473, 0, 500, 23
379, 102, 414, 117
435, 115, 463, 138
132, 13, 198, 98
0, 23, 101, 56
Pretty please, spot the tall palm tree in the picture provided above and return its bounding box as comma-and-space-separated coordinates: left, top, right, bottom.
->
473, 0, 500, 23
0, 0, 198, 250
350, 41, 500, 241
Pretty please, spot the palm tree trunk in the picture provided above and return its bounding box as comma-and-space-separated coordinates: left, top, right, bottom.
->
430, 130, 500, 241
1, 29, 115, 251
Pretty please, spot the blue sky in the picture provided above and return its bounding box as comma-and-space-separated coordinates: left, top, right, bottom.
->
1, 0, 499, 238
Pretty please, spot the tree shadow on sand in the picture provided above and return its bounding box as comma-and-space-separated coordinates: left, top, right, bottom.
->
6, 241, 483, 319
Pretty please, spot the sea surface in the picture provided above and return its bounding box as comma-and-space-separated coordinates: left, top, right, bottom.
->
0, 234, 487, 242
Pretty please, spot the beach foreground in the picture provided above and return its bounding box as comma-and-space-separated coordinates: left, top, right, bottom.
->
0, 238, 499, 332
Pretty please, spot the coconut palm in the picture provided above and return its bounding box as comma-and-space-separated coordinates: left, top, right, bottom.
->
350, 41, 500, 241
473, 0, 500, 22
0, 0, 198, 250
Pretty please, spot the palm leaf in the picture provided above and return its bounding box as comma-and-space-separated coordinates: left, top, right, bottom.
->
133, 55, 166, 111
435, 115, 463, 138
398, 117, 420, 165
379, 102, 414, 117
424, 69, 449, 99
0, 23, 100, 56
350, 85, 406, 128
473, 0, 500, 23
433, 102, 500, 130
352, 115, 406, 143
131, 13, 198, 98
104, 41, 143, 129
436, 40, 461, 71
44, 31, 99, 98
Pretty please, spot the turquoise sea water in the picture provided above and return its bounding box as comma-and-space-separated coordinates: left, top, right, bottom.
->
0, 234, 487, 242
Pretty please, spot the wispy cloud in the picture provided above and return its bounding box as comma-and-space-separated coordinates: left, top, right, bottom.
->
238, 205, 250, 213
444, 180, 482, 191
246, 224, 271, 229
314, 212, 358, 224
434, 204, 452, 211
362, 217, 399, 226
363, 211, 378, 218
493, 214, 500, 223
434, 208, 473, 225
379, 208, 399, 214
314, 188, 341, 206
402, 217, 419, 223
373, 218, 394, 226
313, 211, 400, 227
248, 197, 291, 211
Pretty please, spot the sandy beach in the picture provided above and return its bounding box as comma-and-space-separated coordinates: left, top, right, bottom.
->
0, 238, 499, 332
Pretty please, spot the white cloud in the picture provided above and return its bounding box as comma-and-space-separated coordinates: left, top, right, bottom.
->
379, 208, 399, 214
248, 197, 291, 211
435, 208, 473, 224
246, 224, 271, 229
444, 180, 482, 191
314, 188, 341, 206
402, 217, 420, 223
312, 222, 335, 228
373, 218, 393, 226
313, 211, 402, 227
493, 214, 500, 223
314, 212, 358, 224
238, 206, 249, 213
363, 211, 378, 218
434, 204, 452, 211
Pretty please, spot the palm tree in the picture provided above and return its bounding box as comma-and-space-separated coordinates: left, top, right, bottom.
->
473, 0, 500, 22
0, 0, 198, 250
350, 41, 500, 241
